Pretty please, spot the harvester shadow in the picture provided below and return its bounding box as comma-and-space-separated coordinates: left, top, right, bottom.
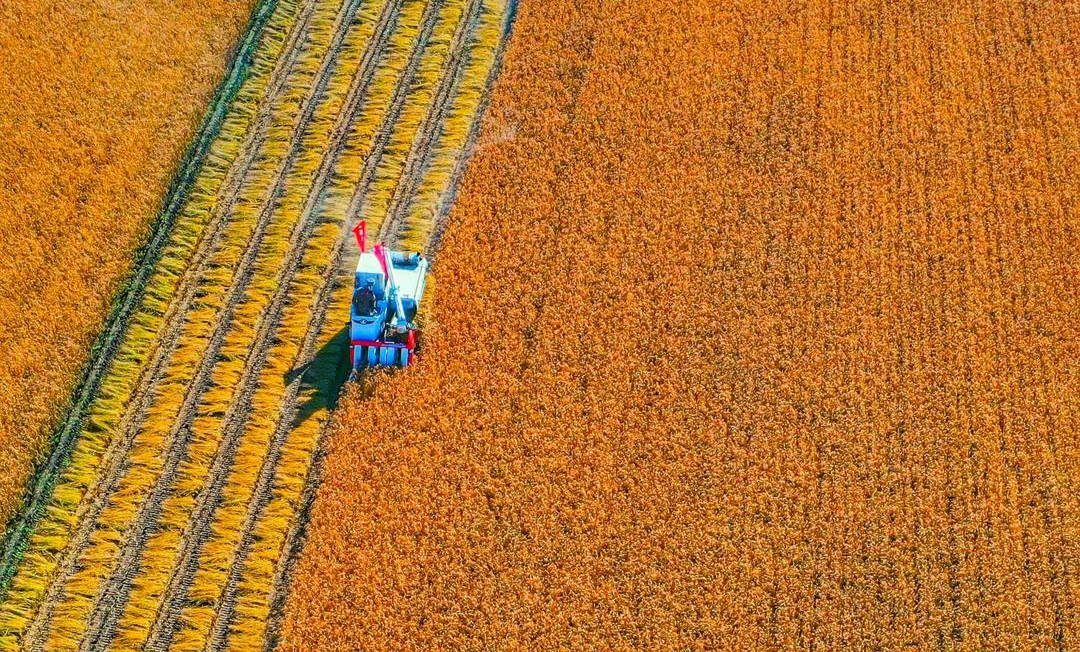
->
286, 325, 352, 429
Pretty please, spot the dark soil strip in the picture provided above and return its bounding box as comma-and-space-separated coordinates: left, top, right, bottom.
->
74, 1, 369, 650
426, 0, 519, 257
140, 0, 408, 649
18, 3, 323, 649
260, 2, 501, 650
0, 0, 282, 605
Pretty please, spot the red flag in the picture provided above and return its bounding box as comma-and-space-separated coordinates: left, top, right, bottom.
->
372, 244, 389, 277
352, 221, 366, 251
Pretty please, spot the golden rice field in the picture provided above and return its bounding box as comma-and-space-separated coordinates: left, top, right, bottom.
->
2, 0, 1077, 650
0, 0, 255, 532
280, 0, 1078, 649
0, 0, 513, 649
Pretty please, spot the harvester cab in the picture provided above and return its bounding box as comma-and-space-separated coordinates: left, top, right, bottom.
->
349, 221, 429, 371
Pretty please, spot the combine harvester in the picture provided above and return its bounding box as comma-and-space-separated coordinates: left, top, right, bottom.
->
349, 221, 429, 371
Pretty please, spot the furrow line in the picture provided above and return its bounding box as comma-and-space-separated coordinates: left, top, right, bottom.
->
16, 2, 323, 648
74, 0, 368, 649
261, 1, 487, 649
337, 0, 456, 229
140, 0, 407, 648
388, 0, 507, 254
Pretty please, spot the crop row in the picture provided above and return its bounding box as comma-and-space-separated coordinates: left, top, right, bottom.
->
39, 0, 368, 647
225, 1, 512, 649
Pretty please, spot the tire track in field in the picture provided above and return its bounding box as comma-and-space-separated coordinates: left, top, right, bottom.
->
18, 1, 322, 648
262, 1, 487, 648
74, 0, 369, 649
0, 0, 282, 608
202, 2, 453, 649
138, 0, 409, 649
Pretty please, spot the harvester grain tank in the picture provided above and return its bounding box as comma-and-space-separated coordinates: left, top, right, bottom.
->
349, 221, 429, 370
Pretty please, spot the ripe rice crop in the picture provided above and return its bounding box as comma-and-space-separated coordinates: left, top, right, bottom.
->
279, 0, 1079, 649
0, 0, 255, 531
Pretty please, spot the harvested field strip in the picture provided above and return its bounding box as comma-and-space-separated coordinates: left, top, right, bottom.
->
357, 0, 471, 238
8, 3, 333, 644
221, 3, 512, 651
227, 0, 484, 647
130, 1, 413, 649
424, 0, 516, 257
71, 0, 376, 648
0, 0, 304, 648
166, 2, 431, 650
0, 0, 514, 650
387, 0, 506, 252
403, 0, 509, 254
375, 0, 481, 244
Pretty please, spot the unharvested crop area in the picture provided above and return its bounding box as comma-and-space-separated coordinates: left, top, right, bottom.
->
0, 0, 254, 529
0, 0, 512, 650
281, 0, 1079, 649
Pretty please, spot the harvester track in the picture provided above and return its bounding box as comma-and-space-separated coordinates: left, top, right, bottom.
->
17, 2, 323, 647
0, 0, 514, 650
426, 0, 517, 257
74, 0, 371, 648
378, 0, 481, 243
139, 0, 411, 647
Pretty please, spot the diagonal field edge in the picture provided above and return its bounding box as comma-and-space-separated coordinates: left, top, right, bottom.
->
376, 0, 503, 243
426, 0, 519, 257
0, 0, 282, 604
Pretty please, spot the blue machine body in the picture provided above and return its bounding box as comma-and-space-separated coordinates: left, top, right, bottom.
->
350, 247, 429, 369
